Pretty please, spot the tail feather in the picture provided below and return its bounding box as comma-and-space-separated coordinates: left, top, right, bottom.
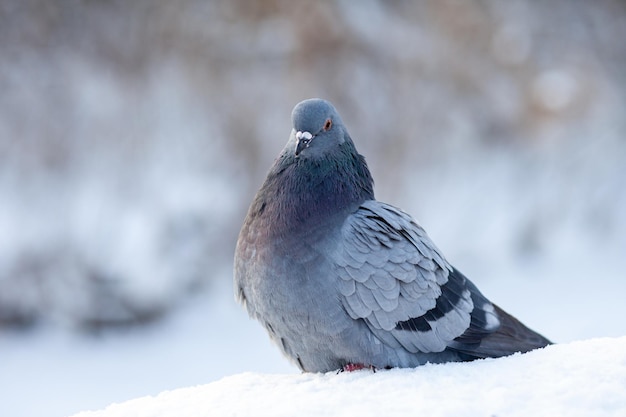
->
452, 304, 552, 360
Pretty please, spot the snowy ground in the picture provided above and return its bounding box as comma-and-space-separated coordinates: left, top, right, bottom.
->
70, 336, 626, 417
2, 260, 625, 417
0, 278, 292, 417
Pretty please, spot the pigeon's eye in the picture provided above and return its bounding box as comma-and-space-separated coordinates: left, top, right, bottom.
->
323, 118, 332, 131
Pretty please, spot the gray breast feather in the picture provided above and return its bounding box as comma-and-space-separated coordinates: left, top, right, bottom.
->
333, 200, 474, 353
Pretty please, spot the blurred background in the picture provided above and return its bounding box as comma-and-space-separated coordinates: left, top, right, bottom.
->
1, 0, 625, 416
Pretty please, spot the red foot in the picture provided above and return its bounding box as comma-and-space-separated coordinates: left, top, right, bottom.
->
341, 363, 376, 372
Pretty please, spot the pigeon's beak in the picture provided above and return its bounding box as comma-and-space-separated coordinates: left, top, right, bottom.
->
295, 131, 313, 157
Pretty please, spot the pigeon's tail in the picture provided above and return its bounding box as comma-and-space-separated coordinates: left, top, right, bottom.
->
454, 304, 552, 360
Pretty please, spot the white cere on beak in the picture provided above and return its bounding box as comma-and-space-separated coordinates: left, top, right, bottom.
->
296, 131, 313, 140
294, 131, 314, 157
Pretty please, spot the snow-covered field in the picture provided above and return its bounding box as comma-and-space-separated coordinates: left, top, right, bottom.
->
0, 279, 291, 417
70, 336, 626, 417
3, 259, 626, 417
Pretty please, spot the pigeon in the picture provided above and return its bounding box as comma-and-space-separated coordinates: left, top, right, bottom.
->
234, 98, 551, 373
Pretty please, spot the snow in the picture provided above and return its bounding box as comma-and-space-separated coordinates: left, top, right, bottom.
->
3, 265, 626, 417
0, 279, 292, 417
70, 336, 626, 417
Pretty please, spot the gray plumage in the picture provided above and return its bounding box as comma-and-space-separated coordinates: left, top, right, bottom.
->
234, 98, 551, 372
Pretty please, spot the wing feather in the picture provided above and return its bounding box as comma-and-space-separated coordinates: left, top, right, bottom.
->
334, 200, 477, 353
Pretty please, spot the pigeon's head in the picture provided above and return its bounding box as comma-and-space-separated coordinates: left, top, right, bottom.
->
290, 98, 349, 159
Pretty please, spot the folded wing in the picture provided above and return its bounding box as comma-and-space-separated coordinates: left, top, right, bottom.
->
334, 200, 505, 355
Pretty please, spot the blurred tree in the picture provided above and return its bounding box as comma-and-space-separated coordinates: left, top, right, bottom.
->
0, 0, 624, 330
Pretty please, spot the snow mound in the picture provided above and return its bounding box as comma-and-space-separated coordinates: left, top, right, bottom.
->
71, 337, 626, 417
